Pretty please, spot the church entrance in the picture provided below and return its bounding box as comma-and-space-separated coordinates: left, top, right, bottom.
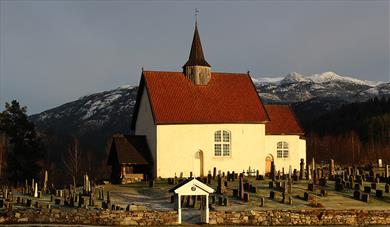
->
265, 155, 274, 175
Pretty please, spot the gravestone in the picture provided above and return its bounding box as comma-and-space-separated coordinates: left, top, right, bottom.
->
243, 193, 249, 202
376, 190, 384, 198
223, 197, 228, 206
378, 159, 383, 168
329, 159, 335, 180
270, 161, 276, 181
239, 175, 244, 199
354, 183, 361, 191
306, 163, 311, 180
308, 183, 314, 192
43, 170, 48, 193
216, 175, 226, 194
270, 191, 275, 199
353, 190, 361, 200
288, 196, 293, 205
232, 189, 238, 198
299, 159, 305, 180
362, 193, 370, 203
320, 189, 328, 197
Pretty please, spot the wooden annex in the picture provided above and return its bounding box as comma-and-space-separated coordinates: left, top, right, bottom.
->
107, 134, 152, 184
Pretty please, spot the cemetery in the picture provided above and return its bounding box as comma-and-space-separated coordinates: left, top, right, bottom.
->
0, 158, 389, 225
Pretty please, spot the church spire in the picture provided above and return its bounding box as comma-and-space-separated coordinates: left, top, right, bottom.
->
183, 18, 212, 85
183, 22, 211, 68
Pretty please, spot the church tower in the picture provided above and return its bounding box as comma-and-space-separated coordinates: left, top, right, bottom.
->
183, 22, 211, 85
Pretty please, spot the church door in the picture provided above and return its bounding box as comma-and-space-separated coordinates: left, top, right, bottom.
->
265, 155, 273, 175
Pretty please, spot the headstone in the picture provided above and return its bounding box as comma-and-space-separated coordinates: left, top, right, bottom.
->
329, 159, 335, 179
25, 179, 29, 195
311, 158, 315, 175
239, 175, 244, 199
299, 159, 305, 180
43, 170, 48, 193
308, 183, 314, 192
243, 193, 249, 202
354, 183, 361, 191
207, 173, 212, 184
376, 190, 384, 198
223, 197, 228, 206
319, 178, 327, 187
270, 161, 276, 181
353, 190, 361, 200
270, 191, 275, 199
313, 169, 318, 185
303, 192, 309, 201
251, 186, 257, 193
34, 183, 38, 198
260, 197, 264, 207
232, 189, 238, 198
378, 159, 383, 168
362, 193, 370, 203
106, 191, 110, 204
218, 196, 223, 205
216, 175, 226, 194
287, 179, 292, 194
31, 179, 35, 196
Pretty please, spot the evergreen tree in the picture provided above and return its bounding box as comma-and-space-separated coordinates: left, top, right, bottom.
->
0, 100, 45, 185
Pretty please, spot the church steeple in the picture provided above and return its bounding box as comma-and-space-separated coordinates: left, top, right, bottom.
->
183, 21, 211, 85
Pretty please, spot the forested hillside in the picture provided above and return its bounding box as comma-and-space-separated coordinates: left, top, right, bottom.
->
304, 98, 390, 164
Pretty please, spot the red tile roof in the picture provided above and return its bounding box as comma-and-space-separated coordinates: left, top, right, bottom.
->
264, 105, 304, 135
138, 71, 269, 124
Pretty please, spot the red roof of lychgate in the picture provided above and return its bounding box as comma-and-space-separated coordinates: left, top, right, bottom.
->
137, 71, 269, 125
264, 105, 304, 135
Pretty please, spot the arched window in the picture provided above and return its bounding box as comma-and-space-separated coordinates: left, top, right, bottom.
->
214, 130, 231, 156
277, 141, 288, 158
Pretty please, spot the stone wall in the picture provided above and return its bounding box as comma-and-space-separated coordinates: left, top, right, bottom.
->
0, 208, 177, 225
1, 208, 390, 225
209, 210, 390, 226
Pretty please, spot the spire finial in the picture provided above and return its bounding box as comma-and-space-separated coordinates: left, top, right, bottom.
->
195, 8, 199, 26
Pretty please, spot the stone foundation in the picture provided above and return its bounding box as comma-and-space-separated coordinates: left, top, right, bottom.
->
209, 210, 390, 226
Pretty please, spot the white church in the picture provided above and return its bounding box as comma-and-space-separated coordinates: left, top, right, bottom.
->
108, 23, 306, 181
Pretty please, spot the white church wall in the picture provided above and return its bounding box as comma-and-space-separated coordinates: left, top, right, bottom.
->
264, 135, 306, 173
156, 123, 267, 178
134, 86, 157, 174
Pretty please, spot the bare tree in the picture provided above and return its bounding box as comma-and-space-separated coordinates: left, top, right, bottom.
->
63, 138, 81, 189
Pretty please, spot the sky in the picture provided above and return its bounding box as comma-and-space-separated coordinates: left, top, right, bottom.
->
0, 0, 389, 114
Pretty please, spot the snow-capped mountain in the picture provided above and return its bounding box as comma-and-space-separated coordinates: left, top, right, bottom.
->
253, 71, 388, 104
